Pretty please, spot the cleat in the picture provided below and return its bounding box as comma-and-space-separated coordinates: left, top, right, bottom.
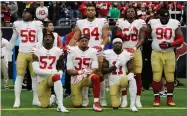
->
130, 106, 138, 112
82, 98, 89, 107
153, 96, 160, 107
167, 97, 176, 106
93, 102, 102, 112
57, 106, 69, 112
120, 101, 128, 108
135, 96, 142, 108
120, 96, 128, 108
50, 95, 56, 106
13, 99, 20, 108
100, 99, 107, 107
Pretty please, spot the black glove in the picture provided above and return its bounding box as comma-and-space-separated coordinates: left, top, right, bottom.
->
159, 41, 171, 49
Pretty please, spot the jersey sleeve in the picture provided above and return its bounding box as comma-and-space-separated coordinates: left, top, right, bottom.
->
139, 19, 146, 27
36, 21, 43, 43
12, 21, 19, 31
76, 20, 81, 29
121, 51, 133, 62
34, 48, 40, 57
66, 53, 74, 70
147, 19, 153, 25
56, 47, 63, 57
101, 18, 109, 26
102, 49, 111, 61
173, 19, 181, 28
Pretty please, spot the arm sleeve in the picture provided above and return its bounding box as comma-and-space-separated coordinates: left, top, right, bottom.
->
66, 53, 74, 70
57, 35, 63, 48
32, 61, 52, 75
7, 29, 18, 51
91, 51, 99, 69
37, 21, 43, 43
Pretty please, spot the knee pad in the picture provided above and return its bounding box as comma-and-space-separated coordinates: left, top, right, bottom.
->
165, 73, 174, 82
52, 74, 60, 82
40, 102, 50, 108
111, 97, 120, 108
91, 74, 100, 83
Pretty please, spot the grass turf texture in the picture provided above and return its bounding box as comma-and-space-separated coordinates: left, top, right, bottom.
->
1, 78, 187, 116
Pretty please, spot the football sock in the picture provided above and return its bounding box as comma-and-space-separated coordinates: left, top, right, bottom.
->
135, 73, 142, 95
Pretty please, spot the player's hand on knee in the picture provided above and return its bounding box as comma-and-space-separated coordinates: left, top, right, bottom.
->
125, 47, 136, 53
74, 74, 84, 83
82, 68, 92, 75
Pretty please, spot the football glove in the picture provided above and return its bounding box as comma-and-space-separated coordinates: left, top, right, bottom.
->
125, 47, 137, 53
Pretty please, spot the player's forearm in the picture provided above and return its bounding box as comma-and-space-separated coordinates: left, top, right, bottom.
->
102, 66, 117, 75
127, 60, 134, 74
69, 31, 80, 46
136, 38, 144, 49
7, 30, 18, 51
136, 28, 145, 49
171, 34, 184, 47
102, 34, 109, 46
67, 69, 79, 76
32, 61, 53, 75
37, 30, 43, 43
69, 38, 78, 46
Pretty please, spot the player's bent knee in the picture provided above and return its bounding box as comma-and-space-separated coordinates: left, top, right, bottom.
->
91, 74, 100, 83
153, 71, 162, 82
153, 73, 162, 82
111, 99, 120, 108
72, 96, 82, 107
165, 73, 174, 82
40, 102, 50, 108
52, 74, 60, 82
17, 68, 25, 77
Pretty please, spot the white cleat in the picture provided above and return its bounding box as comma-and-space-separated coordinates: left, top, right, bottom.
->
120, 96, 128, 107
50, 95, 56, 106
57, 106, 69, 113
135, 96, 142, 108
100, 99, 107, 107
82, 98, 89, 107
13, 99, 20, 108
93, 102, 102, 112
130, 106, 138, 112
135, 100, 142, 108
32, 100, 41, 106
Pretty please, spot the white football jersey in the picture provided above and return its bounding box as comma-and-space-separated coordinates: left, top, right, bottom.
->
34, 45, 63, 82
66, 46, 98, 84
116, 19, 146, 48
13, 20, 43, 53
148, 19, 180, 52
76, 18, 108, 47
102, 49, 132, 86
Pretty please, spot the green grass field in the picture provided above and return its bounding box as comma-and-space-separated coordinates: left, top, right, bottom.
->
1, 79, 187, 116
